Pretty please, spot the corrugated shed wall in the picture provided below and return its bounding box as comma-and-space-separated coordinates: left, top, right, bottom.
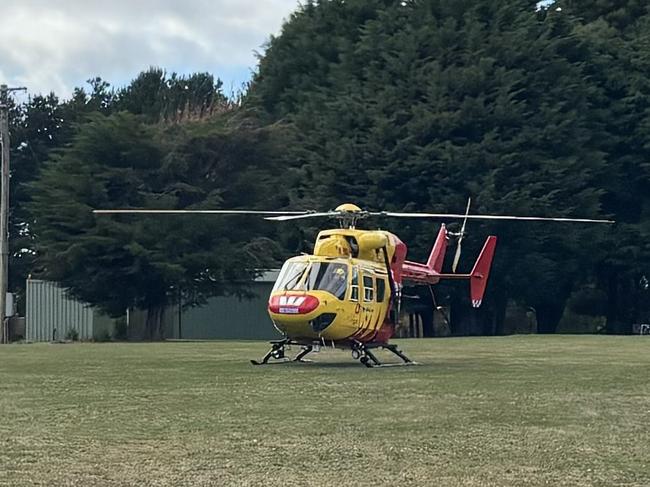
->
128, 286, 280, 340
26, 273, 282, 341
181, 283, 281, 340
26, 280, 94, 341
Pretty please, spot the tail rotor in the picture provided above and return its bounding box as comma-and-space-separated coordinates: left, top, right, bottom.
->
451, 197, 471, 273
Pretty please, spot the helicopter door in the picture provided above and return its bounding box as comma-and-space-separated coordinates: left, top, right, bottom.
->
361, 274, 377, 332
350, 266, 361, 328
376, 277, 386, 304
375, 276, 390, 327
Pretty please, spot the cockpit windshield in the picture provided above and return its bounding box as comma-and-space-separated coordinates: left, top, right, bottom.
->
272, 261, 308, 292
272, 260, 349, 300
306, 262, 348, 300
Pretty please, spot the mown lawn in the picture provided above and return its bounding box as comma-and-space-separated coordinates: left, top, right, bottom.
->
0, 336, 648, 486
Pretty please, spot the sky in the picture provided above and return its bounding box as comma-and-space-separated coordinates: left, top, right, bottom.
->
0, 0, 301, 100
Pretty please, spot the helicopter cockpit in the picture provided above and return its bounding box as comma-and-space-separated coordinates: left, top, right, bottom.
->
273, 259, 348, 300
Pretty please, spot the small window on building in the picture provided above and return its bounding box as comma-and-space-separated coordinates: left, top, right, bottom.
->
376, 278, 386, 303
363, 275, 374, 302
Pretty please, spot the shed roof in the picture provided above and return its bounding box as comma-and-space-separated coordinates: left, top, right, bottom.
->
256, 270, 280, 283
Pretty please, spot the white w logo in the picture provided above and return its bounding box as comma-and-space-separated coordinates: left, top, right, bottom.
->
279, 296, 306, 306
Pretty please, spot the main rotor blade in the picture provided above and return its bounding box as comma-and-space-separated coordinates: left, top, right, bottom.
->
93, 209, 312, 216
265, 212, 341, 221
379, 212, 615, 224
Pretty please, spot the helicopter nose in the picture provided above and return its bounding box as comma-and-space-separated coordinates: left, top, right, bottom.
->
268, 295, 320, 315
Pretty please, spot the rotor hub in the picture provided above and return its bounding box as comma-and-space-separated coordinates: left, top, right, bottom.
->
334, 203, 362, 213
334, 203, 367, 228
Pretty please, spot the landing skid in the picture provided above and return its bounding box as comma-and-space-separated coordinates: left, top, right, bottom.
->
250, 339, 315, 366
351, 342, 418, 368
251, 339, 417, 368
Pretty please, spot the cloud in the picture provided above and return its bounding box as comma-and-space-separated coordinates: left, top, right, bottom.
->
0, 0, 299, 98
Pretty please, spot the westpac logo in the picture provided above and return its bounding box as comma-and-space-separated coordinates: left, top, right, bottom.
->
471, 299, 482, 308
279, 296, 306, 307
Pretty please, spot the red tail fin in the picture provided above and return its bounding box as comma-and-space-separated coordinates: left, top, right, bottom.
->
470, 236, 497, 308
426, 224, 448, 272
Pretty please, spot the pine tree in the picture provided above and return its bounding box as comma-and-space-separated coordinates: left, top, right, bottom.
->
549, 2, 650, 331
28, 112, 283, 338
248, 0, 612, 333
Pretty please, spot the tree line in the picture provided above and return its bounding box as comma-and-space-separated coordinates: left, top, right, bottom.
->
6, 0, 650, 337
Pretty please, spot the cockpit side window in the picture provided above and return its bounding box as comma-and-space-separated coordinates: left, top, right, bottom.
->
306, 262, 348, 300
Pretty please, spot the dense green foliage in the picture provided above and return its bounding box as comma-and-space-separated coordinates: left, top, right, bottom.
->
248, 0, 650, 333
27, 110, 288, 337
555, 0, 650, 331
8, 1, 650, 335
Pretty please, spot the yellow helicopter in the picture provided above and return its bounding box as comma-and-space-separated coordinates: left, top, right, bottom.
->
95, 201, 613, 367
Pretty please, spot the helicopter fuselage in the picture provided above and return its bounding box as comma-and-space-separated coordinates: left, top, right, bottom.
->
267, 228, 399, 345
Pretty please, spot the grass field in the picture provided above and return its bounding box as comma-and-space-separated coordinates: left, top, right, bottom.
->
0, 336, 648, 486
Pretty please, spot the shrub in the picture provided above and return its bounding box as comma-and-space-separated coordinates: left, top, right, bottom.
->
65, 328, 79, 341
113, 317, 127, 341
93, 330, 112, 342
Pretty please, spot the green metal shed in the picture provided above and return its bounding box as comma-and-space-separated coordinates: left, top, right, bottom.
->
26, 272, 283, 342
126, 271, 283, 340
175, 271, 281, 340
179, 275, 282, 340
26, 279, 115, 342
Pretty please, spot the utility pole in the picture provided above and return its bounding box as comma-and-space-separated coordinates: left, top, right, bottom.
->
0, 84, 26, 344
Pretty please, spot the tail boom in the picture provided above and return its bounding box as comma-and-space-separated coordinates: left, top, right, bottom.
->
401, 224, 449, 283
401, 235, 497, 308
